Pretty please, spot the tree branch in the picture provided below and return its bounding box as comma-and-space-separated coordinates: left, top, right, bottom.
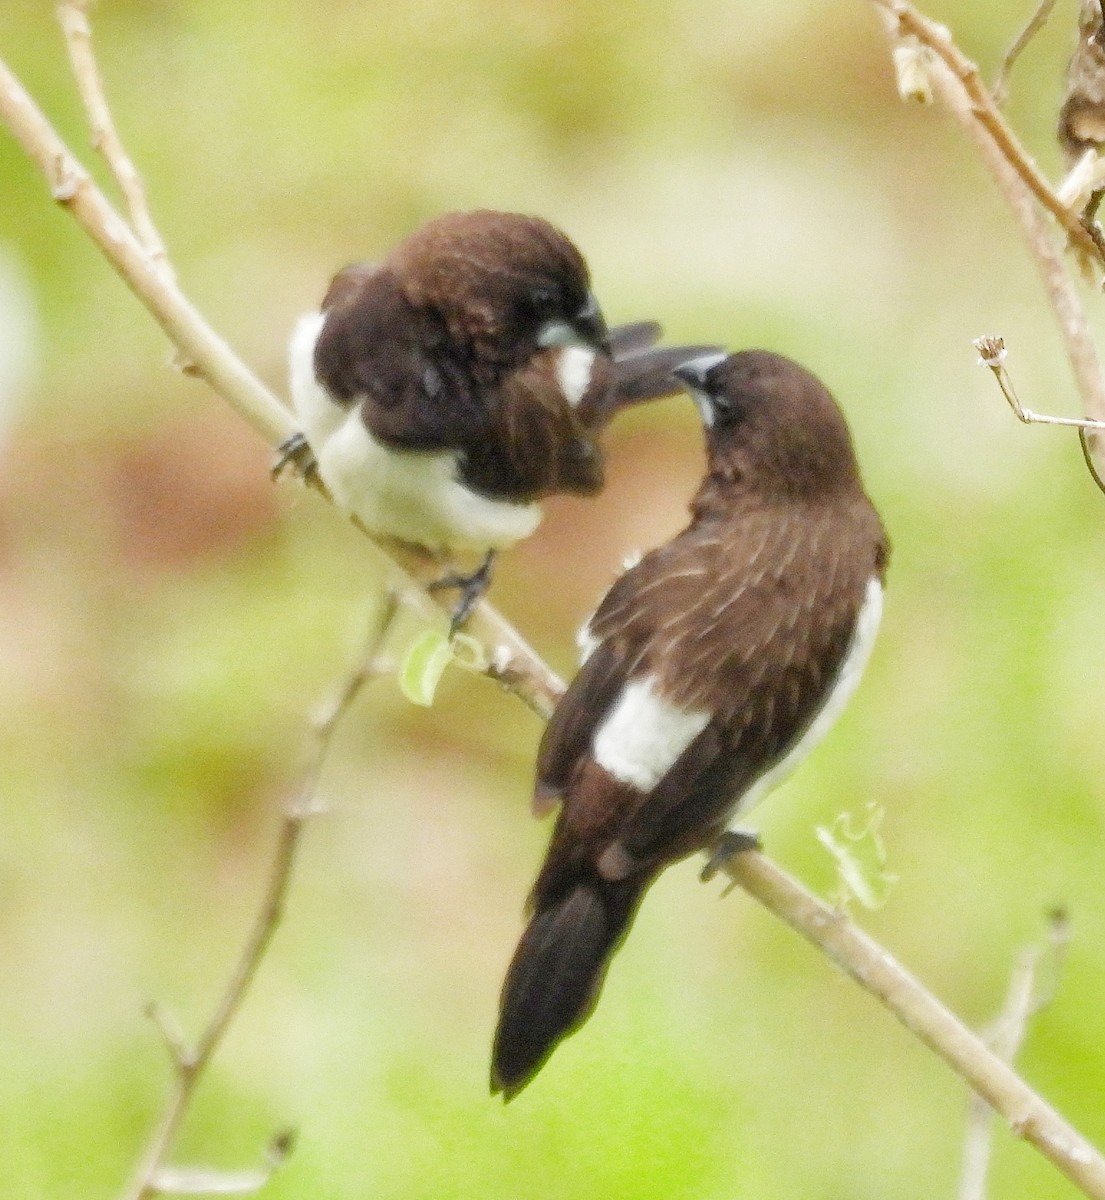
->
993, 0, 1060, 107
57, 0, 173, 280
719, 854, 1105, 1198
958, 910, 1070, 1200
974, 334, 1105, 433
121, 593, 403, 1200
874, 0, 1101, 256
872, 0, 1105, 490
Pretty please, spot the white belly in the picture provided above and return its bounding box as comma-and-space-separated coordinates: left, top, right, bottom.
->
288, 311, 542, 552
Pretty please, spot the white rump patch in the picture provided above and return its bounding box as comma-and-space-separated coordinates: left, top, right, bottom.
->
729, 576, 884, 821
593, 675, 711, 792
554, 346, 596, 407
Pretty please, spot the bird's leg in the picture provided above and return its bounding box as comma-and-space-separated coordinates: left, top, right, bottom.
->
1082, 185, 1105, 238
428, 550, 497, 637
700, 829, 762, 883
272, 431, 319, 482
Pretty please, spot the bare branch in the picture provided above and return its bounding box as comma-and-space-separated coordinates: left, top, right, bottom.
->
959, 911, 1071, 1200
57, 0, 173, 279
974, 335, 1105, 431
143, 1002, 190, 1072
718, 854, 1105, 1199
994, 0, 1060, 107
872, 0, 1105, 490
0, 56, 294, 449
874, 0, 1102, 259
120, 596, 403, 1200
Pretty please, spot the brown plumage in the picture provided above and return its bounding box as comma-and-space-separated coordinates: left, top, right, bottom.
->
289, 211, 717, 557
492, 350, 890, 1098
1059, 1, 1105, 164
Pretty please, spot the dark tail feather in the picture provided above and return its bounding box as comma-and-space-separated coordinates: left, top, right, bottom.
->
491, 877, 645, 1099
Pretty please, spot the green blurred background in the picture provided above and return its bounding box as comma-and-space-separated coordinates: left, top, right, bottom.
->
3, 1, 1105, 1196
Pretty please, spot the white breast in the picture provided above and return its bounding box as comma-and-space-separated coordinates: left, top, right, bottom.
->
289, 312, 342, 442
286, 310, 542, 552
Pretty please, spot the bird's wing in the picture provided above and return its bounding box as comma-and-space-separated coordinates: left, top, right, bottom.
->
586, 506, 874, 871
531, 534, 716, 829
314, 267, 492, 452
535, 640, 638, 811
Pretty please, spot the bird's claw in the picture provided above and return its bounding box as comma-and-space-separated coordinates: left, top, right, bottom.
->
428, 550, 496, 637
272, 432, 319, 483
700, 830, 762, 882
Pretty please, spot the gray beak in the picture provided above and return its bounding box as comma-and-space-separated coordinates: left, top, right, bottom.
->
673, 351, 729, 391
572, 290, 609, 349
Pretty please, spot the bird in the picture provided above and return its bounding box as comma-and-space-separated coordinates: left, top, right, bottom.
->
284, 210, 714, 624
1059, 0, 1105, 167
491, 349, 890, 1099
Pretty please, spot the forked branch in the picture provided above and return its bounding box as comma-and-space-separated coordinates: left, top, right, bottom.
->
872, 0, 1105, 490
57, 0, 173, 279
121, 594, 403, 1200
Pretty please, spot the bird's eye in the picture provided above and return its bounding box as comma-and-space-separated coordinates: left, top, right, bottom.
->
528, 284, 557, 310
709, 393, 741, 426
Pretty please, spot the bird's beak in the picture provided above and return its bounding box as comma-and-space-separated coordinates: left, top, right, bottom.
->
672, 351, 729, 391
674, 351, 730, 429
536, 291, 609, 352
572, 290, 609, 350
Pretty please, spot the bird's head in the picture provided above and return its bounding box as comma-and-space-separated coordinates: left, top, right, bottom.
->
674, 350, 861, 499
391, 210, 609, 369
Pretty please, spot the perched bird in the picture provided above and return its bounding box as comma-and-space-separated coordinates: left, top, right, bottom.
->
492, 349, 890, 1098
1059, 0, 1105, 167
285, 210, 711, 621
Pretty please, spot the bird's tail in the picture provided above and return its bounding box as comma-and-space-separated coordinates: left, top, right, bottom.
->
491, 875, 647, 1099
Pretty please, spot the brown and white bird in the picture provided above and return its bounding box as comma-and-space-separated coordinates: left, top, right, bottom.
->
491, 349, 890, 1098
286, 210, 711, 617
1059, 0, 1105, 166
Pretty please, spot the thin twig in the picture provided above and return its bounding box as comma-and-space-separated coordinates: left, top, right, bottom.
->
874, 0, 1103, 261
719, 854, 1105, 1199
57, 0, 173, 280
1057, 148, 1104, 210
872, 0, 1105, 487
0, 56, 293, 449
994, 0, 1060, 107
959, 911, 1071, 1200
974, 335, 1105, 430
121, 593, 403, 1200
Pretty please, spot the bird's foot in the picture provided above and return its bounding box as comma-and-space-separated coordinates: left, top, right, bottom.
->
272, 432, 319, 483
428, 550, 496, 637
700, 830, 762, 883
